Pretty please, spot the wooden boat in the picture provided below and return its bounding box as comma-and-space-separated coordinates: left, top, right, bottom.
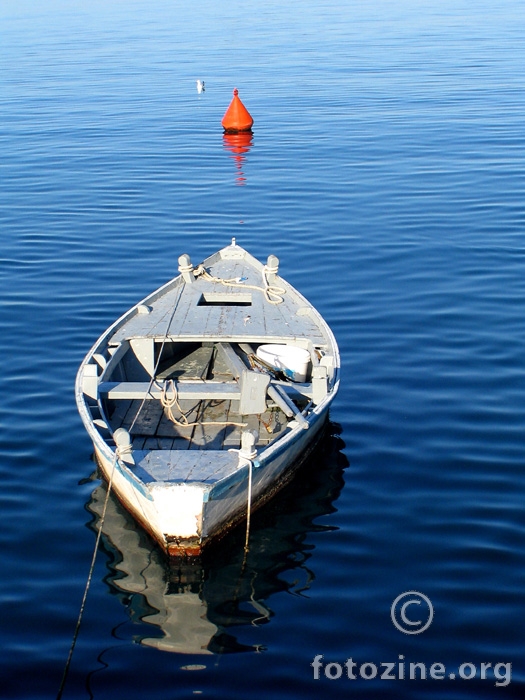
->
75, 239, 340, 556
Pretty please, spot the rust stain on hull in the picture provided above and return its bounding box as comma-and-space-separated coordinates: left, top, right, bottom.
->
166, 537, 202, 558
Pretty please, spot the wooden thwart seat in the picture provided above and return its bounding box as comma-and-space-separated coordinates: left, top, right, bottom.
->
99, 380, 240, 401
100, 377, 312, 403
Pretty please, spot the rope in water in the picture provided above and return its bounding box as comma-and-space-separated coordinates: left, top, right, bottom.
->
193, 264, 286, 305
57, 285, 186, 699
227, 448, 255, 565
56, 452, 119, 700
244, 456, 253, 554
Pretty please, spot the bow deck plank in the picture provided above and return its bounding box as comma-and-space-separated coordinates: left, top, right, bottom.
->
132, 450, 239, 484
110, 256, 327, 345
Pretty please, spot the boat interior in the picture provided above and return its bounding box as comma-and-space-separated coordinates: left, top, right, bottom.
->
91, 339, 332, 453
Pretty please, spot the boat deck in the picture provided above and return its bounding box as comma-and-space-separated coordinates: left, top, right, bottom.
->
111, 396, 286, 451
130, 449, 242, 485
93, 244, 334, 486
109, 248, 329, 345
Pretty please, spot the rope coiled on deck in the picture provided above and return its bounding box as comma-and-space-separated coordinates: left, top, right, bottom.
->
193, 264, 286, 305
159, 379, 248, 429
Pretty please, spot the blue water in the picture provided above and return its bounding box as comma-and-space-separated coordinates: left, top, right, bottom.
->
1, 1, 525, 698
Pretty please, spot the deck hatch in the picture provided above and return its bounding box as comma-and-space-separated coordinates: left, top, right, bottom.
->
197, 293, 252, 307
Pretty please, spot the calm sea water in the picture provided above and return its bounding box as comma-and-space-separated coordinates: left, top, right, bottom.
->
1, 1, 525, 698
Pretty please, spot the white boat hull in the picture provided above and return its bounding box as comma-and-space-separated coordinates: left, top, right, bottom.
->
93, 402, 331, 556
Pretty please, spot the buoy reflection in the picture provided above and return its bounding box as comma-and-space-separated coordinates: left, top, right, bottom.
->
223, 132, 253, 186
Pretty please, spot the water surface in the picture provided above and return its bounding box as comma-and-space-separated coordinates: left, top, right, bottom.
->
1, 1, 524, 698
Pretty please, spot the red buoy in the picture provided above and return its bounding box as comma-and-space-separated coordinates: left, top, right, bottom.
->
221, 88, 253, 133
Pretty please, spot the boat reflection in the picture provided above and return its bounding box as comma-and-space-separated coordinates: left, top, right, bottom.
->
223, 132, 253, 186
86, 424, 347, 655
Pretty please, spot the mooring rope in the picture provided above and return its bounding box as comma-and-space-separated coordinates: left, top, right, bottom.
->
227, 448, 255, 567
244, 456, 253, 554
194, 264, 286, 305
56, 451, 119, 700
58, 282, 188, 699
238, 455, 254, 574
127, 283, 185, 436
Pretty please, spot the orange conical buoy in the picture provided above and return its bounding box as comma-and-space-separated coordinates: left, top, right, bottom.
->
221, 88, 253, 133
